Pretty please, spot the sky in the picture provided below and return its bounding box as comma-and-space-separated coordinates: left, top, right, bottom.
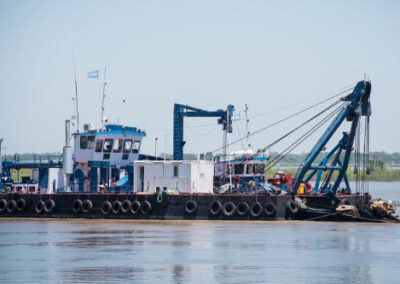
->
0, 0, 399, 157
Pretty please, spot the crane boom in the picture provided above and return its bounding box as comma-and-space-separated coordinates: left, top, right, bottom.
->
293, 80, 371, 194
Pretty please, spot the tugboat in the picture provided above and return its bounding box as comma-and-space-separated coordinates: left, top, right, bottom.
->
0, 79, 399, 222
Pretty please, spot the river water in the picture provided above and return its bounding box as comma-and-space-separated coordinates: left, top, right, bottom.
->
0, 182, 399, 284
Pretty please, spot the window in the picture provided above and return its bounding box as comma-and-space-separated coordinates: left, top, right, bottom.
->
173, 165, 179, 177
95, 139, 103, 152
132, 141, 140, 153
255, 164, 265, 174
123, 139, 132, 153
87, 136, 95, 149
103, 139, 113, 153
234, 164, 244, 175
113, 139, 123, 153
246, 164, 254, 174
80, 136, 88, 149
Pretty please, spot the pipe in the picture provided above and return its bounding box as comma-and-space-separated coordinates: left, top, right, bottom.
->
65, 120, 71, 147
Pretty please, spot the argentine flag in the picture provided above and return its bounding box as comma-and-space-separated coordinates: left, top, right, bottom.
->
87, 70, 99, 79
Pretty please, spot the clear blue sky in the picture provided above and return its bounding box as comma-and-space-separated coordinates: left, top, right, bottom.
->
0, 0, 399, 156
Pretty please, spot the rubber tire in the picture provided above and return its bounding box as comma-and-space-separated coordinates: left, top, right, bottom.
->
73, 199, 83, 213
140, 200, 152, 215
82, 200, 93, 213
237, 202, 249, 216
341, 198, 351, 205
6, 200, 17, 213
44, 199, 56, 214
0, 198, 7, 213
250, 202, 263, 217
222, 201, 237, 217
131, 200, 141, 215
35, 200, 45, 214
16, 199, 26, 211
112, 200, 122, 214
286, 200, 299, 215
264, 202, 276, 217
101, 201, 112, 215
121, 200, 132, 213
209, 200, 222, 216
184, 200, 197, 214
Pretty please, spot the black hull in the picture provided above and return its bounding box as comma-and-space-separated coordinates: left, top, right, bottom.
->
0, 193, 368, 222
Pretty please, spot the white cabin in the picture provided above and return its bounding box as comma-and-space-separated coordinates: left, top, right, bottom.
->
133, 160, 214, 193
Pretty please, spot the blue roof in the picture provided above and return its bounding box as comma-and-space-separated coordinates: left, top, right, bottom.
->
73, 124, 146, 137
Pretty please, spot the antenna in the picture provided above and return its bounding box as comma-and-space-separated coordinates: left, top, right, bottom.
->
244, 104, 251, 149
100, 67, 108, 130
72, 55, 80, 132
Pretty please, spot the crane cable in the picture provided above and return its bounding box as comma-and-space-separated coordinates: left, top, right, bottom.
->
219, 99, 344, 179
264, 102, 346, 173
212, 86, 353, 154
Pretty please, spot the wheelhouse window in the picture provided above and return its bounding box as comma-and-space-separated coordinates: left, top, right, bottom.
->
123, 139, 132, 153
80, 136, 88, 149
246, 164, 254, 174
173, 165, 179, 177
255, 164, 265, 174
87, 136, 95, 149
103, 139, 113, 153
234, 164, 244, 175
132, 141, 140, 153
113, 139, 123, 153
95, 139, 103, 152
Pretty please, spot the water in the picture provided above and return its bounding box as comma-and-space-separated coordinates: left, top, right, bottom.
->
0, 182, 399, 284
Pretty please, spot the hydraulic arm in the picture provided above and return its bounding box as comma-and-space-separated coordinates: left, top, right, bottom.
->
173, 103, 234, 160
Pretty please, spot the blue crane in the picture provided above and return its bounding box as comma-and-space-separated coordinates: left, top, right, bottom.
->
292, 80, 371, 195
173, 103, 234, 160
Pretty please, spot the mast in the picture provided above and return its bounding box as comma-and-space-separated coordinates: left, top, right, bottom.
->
73, 56, 80, 132
244, 104, 251, 149
100, 67, 107, 130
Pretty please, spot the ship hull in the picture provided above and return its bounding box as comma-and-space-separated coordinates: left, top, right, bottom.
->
0, 193, 369, 221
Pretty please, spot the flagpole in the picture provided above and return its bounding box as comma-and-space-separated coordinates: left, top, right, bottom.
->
72, 55, 80, 132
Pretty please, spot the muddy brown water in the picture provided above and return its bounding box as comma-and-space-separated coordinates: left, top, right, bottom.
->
0, 182, 399, 284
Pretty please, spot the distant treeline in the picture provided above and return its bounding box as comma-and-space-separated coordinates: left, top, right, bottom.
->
3, 151, 400, 165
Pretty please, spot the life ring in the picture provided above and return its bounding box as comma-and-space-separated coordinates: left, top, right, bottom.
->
131, 200, 141, 215
121, 200, 132, 213
232, 176, 241, 183
101, 201, 112, 215
16, 199, 26, 212
222, 202, 237, 217
6, 200, 17, 213
264, 202, 276, 217
286, 200, 299, 215
184, 200, 197, 214
112, 200, 122, 214
0, 198, 8, 213
209, 200, 222, 216
341, 198, 351, 205
44, 199, 56, 214
250, 202, 263, 217
140, 200, 152, 215
82, 200, 93, 213
237, 202, 249, 216
73, 199, 83, 213
35, 200, 45, 214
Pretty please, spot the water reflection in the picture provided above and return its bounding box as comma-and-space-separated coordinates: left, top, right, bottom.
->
1, 219, 399, 283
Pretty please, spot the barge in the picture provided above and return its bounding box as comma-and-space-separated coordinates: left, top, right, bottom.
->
0, 80, 398, 222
